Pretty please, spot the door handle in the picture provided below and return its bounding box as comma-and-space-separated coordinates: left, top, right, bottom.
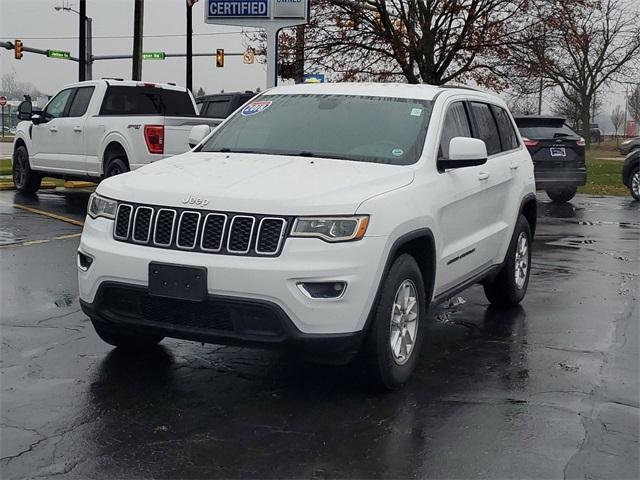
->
478, 172, 490, 181
49, 126, 58, 133
74, 126, 82, 132
509, 162, 519, 170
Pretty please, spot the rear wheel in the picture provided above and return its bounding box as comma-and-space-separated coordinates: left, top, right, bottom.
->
104, 157, 129, 178
91, 318, 163, 349
546, 186, 577, 203
361, 254, 426, 390
630, 166, 640, 201
484, 215, 532, 307
12, 146, 42, 194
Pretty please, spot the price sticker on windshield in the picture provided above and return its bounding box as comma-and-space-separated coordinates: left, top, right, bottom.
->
241, 101, 272, 116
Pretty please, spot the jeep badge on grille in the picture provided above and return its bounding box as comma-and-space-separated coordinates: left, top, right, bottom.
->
182, 195, 210, 207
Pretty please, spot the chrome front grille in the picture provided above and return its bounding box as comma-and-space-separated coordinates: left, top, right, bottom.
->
113, 203, 289, 256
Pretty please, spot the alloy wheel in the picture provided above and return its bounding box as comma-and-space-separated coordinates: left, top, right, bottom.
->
390, 279, 419, 365
514, 232, 529, 289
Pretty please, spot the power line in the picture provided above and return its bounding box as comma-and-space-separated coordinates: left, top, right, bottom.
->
0, 31, 254, 41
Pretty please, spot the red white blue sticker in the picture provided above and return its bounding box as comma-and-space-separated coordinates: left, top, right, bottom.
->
241, 101, 272, 116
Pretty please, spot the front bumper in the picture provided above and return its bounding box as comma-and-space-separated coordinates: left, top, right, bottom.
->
78, 217, 388, 337
534, 167, 587, 188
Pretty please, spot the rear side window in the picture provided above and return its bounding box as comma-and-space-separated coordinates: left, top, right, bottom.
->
68, 86, 95, 117
491, 106, 519, 151
469, 102, 501, 156
203, 100, 231, 118
100, 86, 195, 116
439, 102, 472, 159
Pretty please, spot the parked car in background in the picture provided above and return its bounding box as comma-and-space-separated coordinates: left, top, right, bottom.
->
619, 136, 640, 156
622, 149, 639, 201
514, 115, 586, 202
12, 79, 221, 194
590, 123, 602, 144
196, 91, 256, 118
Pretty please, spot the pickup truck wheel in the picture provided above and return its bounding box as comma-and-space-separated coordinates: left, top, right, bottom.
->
629, 166, 640, 201
483, 215, 532, 307
105, 157, 129, 178
362, 254, 426, 390
546, 186, 577, 203
13, 146, 42, 194
91, 318, 163, 349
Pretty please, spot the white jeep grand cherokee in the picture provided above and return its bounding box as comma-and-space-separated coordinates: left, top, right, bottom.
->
78, 83, 536, 389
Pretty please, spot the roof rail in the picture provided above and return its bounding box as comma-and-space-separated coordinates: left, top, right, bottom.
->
102, 77, 124, 81
439, 84, 481, 92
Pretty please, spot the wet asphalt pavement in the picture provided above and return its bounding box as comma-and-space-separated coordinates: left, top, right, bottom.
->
1, 189, 638, 479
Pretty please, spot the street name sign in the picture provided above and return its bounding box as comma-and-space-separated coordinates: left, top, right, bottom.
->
143, 52, 166, 60
46, 50, 71, 60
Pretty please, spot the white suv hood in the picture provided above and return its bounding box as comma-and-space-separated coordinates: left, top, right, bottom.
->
97, 152, 415, 215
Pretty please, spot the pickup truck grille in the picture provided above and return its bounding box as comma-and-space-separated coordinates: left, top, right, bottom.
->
113, 203, 289, 256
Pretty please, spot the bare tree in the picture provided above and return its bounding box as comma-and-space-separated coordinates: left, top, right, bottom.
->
250, 0, 538, 88
508, 95, 538, 115
515, 0, 640, 147
611, 104, 624, 142
553, 92, 581, 130
196, 87, 206, 98
629, 83, 640, 123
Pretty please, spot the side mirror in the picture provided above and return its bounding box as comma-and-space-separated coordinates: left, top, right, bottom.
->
31, 114, 47, 125
438, 137, 487, 170
17, 100, 33, 121
188, 125, 212, 149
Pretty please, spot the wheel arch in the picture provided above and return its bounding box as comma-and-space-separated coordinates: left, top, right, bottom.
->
102, 141, 129, 174
362, 228, 436, 335
519, 193, 537, 238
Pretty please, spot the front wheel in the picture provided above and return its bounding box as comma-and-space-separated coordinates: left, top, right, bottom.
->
361, 254, 426, 390
13, 146, 42, 194
546, 186, 577, 203
483, 215, 532, 307
629, 166, 640, 201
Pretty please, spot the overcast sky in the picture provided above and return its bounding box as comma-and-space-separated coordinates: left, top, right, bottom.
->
0, 0, 632, 131
0, 0, 266, 95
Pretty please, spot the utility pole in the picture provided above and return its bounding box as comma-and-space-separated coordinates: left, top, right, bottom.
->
294, 25, 305, 84
132, 0, 144, 81
79, 0, 86, 81
186, 1, 194, 92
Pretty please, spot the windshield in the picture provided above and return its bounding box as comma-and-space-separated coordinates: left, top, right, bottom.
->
199, 94, 433, 165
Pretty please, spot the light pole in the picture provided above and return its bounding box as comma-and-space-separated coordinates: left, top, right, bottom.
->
54, 3, 92, 81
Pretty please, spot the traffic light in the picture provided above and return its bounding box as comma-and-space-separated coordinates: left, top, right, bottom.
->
14, 39, 23, 60
216, 49, 224, 68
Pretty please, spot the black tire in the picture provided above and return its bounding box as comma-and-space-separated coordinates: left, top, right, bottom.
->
104, 157, 129, 178
361, 254, 426, 390
629, 166, 640, 201
483, 215, 532, 307
546, 186, 577, 203
91, 318, 163, 349
12, 145, 42, 194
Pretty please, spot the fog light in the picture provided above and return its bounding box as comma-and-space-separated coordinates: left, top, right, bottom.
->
77, 251, 94, 271
298, 282, 347, 299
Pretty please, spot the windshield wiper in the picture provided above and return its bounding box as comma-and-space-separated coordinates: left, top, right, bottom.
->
214, 148, 261, 154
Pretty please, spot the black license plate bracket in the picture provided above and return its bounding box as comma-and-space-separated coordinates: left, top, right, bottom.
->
148, 262, 207, 302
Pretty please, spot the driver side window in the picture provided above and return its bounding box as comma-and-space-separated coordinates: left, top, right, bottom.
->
439, 102, 472, 159
45, 89, 74, 119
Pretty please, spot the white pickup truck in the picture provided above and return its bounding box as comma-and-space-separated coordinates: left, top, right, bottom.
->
12, 79, 221, 193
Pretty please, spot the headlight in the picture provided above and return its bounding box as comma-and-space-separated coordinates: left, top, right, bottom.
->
291, 216, 369, 242
87, 193, 117, 220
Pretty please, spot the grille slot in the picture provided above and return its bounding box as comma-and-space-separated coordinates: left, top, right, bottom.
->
153, 209, 176, 246
256, 218, 286, 255
201, 213, 227, 252
227, 216, 255, 254
132, 207, 154, 243
112, 203, 288, 256
176, 211, 201, 250
114, 204, 133, 240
